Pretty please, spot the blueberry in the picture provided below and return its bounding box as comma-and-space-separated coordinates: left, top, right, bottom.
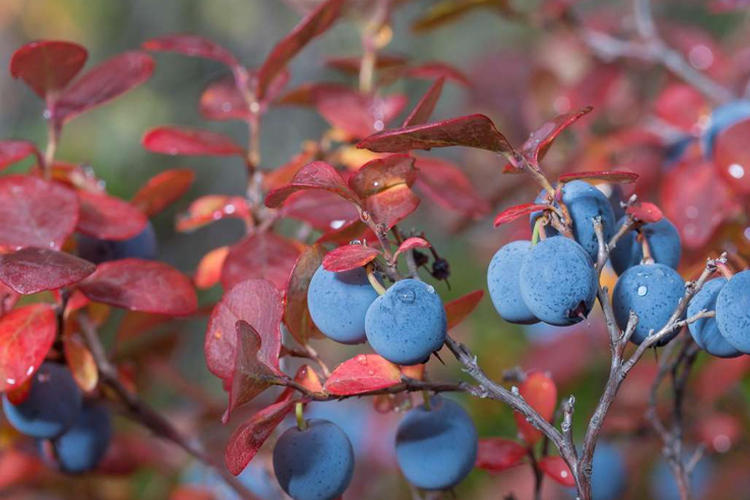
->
649, 454, 712, 500
487, 240, 539, 324
272, 419, 354, 500
307, 265, 379, 344
519, 237, 597, 326
77, 221, 158, 264
365, 279, 447, 365
531, 181, 616, 262
688, 278, 740, 358
700, 100, 750, 157
53, 402, 112, 474
610, 217, 681, 276
612, 263, 685, 345
2, 363, 82, 439
715, 270, 750, 354
395, 396, 477, 490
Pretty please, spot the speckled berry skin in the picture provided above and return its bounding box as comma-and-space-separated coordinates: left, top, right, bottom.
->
716, 270, 750, 354
77, 221, 158, 264
688, 278, 740, 358
700, 100, 750, 157
519, 237, 597, 326
610, 217, 682, 276
531, 180, 616, 262
272, 419, 354, 500
307, 265, 379, 344
2, 363, 82, 439
395, 397, 477, 491
612, 264, 685, 345
365, 279, 447, 365
487, 240, 539, 325
53, 402, 112, 474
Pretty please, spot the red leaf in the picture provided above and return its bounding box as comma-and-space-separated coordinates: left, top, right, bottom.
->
10, 40, 88, 98
558, 170, 638, 184
0, 304, 57, 391
221, 233, 300, 291
142, 34, 239, 68
194, 246, 229, 290
276, 82, 349, 107
205, 279, 283, 381
445, 290, 484, 330
132, 168, 195, 218
315, 87, 408, 139
475, 438, 527, 472
77, 190, 148, 241
199, 77, 249, 121
414, 156, 489, 216
404, 62, 471, 87
521, 107, 593, 165
364, 184, 421, 229
626, 202, 663, 224
142, 127, 245, 157
514, 372, 557, 446
225, 397, 299, 475
0, 175, 79, 250
322, 244, 381, 272
539, 456, 575, 487
494, 203, 549, 228
715, 119, 750, 195
0, 282, 20, 316
256, 0, 346, 99
176, 195, 250, 233
0, 140, 41, 170
324, 354, 401, 396
265, 161, 361, 208
393, 237, 431, 261
0, 247, 95, 295
79, 259, 198, 316
403, 77, 445, 127
263, 146, 318, 191
284, 245, 326, 346
55, 52, 155, 124
696, 356, 750, 404
281, 190, 359, 232
653, 83, 707, 133
357, 114, 513, 154
349, 154, 417, 198
225, 320, 284, 421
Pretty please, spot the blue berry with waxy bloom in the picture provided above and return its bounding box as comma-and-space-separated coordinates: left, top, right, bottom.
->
52, 402, 112, 474
77, 221, 158, 264
700, 100, 750, 157
715, 270, 750, 354
610, 217, 681, 276
688, 278, 740, 358
519, 237, 597, 326
2, 362, 82, 439
307, 265, 379, 344
487, 240, 539, 325
365, 278, 447, 365
612, 263, 685, 345
531, 180, 616, 262
272, 419, 354, 500
395, 396, 477, 491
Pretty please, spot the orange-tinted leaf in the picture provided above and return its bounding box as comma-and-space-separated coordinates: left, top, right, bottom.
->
195, 246, 230, 290
79, 259, 198, 316
63, 330, 98, 392
626, 202, 663, 224
225, 398, 299, 475
494, 203, 549, 228
10, 40, 88, 98
475, 438, 527, 472
0, 304, 56, 391
176, 195, 250, 233
285, 245, 325, 346
400, 364, 425, 380
205, 279, 283, 381
275, 364, 324, 403
0, 140, 41, 170
221, 233, 300, 291
142, 34, 239, 67
522, 107, 593, 165
256, 0, 346, 99
324, 354, 401, 395
403, 77, 445, 127
539, 456, 575, 487
393, 237, 430, 261
513, 371, 557, 446
445, 290, 484, 329
349, 154, 417, 198
316, 87, 408, 140
169, 486, 215, 500
132, 168, 195, 218
715, 119, 750, 195
0, 175, 79, 250
77, 190, 148, 241
358, 114, 513, 154
0, 247, 95, 295
558, 170, 638, 184
414, 156, 489, 216
364, 184, 421, 229
322, 244, 380, 272
265, 161, 361, 208
142, 127, 245, 157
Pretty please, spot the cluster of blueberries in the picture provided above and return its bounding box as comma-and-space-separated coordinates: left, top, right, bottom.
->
487, 179, 750, 358
1, 363, 112, 473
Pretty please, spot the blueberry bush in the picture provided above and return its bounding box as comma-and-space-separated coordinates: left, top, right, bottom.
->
2, 0, 750, 499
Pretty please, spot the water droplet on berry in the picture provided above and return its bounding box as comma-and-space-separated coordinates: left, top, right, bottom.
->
355, 354, 368, 365
425, 285, 435, 294
637, 285, 648, 296
397, 289, 416, 304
